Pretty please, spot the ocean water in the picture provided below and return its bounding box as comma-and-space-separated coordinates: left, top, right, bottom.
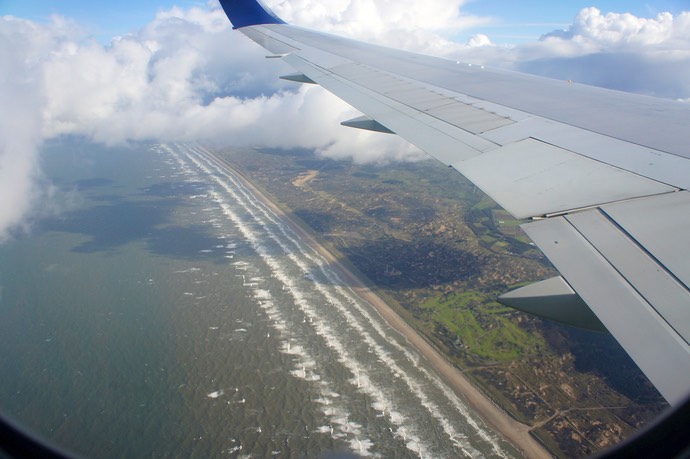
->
0, 141, 520, 458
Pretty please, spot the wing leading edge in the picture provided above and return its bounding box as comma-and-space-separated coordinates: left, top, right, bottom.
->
219, 0, 690, 405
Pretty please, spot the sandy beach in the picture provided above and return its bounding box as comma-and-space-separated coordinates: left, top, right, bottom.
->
209, 149, 551, 459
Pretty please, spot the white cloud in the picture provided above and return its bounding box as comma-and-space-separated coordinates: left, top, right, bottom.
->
0, 3, 424, 239
543, 7, 678, 49
36, 5, 416, 161
266, 0, 490, 55
0, 16, 58, 241
466, 33, 493, 48
506, 8, 690, 97
0, 2, 689, 240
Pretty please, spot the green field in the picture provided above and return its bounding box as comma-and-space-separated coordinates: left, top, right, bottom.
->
419, 291, 547, 361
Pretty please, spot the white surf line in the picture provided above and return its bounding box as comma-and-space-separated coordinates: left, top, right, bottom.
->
251, 285, 370, 450
183, 144, 508, 457
169, 144, 462, 456
173, 144, 437, 456
211, 194, 384, 456
172, 143, 514, 458
213, 145, 507, 457
186, 145, 509, 458
180, 152, 389, 457
159, 144, 379, 456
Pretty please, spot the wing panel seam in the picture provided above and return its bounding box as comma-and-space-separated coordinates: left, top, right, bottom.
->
598, 201, 690, 294
563, 208, 690, 346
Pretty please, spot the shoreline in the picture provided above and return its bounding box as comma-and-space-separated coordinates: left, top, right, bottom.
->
208, 148, 551, 459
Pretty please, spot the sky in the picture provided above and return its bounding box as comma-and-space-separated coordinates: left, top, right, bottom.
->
2, 0, 688, 43
1, 0, 689, 241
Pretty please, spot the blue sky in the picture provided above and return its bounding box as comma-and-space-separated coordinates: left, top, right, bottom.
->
0, 0, 205, 41
2, 0, 688, 44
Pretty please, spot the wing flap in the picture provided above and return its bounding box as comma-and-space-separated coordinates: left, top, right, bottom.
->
425, 102, 513, 134
567, 203, 690, 340
482, 118, 690, 190
601, 192, 690, 288
453, 138, 675, 219
523, 194, 690, 405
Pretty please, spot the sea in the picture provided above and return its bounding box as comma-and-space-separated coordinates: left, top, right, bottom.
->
0, 141, 520, 458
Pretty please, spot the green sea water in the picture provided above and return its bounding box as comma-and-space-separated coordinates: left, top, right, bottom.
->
0, 141, 519, 458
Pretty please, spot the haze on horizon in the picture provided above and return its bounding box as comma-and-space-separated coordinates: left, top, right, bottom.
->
1, 0, 689, 242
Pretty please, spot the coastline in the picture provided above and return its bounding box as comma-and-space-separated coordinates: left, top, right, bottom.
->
208, 149, 551, 459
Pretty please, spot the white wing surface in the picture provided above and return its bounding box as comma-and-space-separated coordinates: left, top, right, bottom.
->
219, 0, 690, 405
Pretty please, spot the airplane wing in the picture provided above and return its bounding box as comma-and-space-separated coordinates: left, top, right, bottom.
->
219, 0, 690, 405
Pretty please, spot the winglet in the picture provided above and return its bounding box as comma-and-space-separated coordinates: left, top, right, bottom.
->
219, 0, 286, 29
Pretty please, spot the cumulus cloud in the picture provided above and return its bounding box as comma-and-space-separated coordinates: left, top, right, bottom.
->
0, 3, 422, 240
466, 33, 493, 48
268, 0, 489, 54
1, 1, 689, 240
542, 8, 681, 50
510, 8, 690, 97
0, 15, 63, 241
31, 3, 432, 154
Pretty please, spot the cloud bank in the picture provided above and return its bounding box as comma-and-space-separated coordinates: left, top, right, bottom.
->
0, 1, 689, 240
515, 8, 690, 97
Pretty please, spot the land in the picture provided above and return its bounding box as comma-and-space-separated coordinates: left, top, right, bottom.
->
212, 145, 667, 457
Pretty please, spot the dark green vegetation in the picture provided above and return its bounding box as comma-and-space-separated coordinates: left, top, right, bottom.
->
218, 146, 666, 457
